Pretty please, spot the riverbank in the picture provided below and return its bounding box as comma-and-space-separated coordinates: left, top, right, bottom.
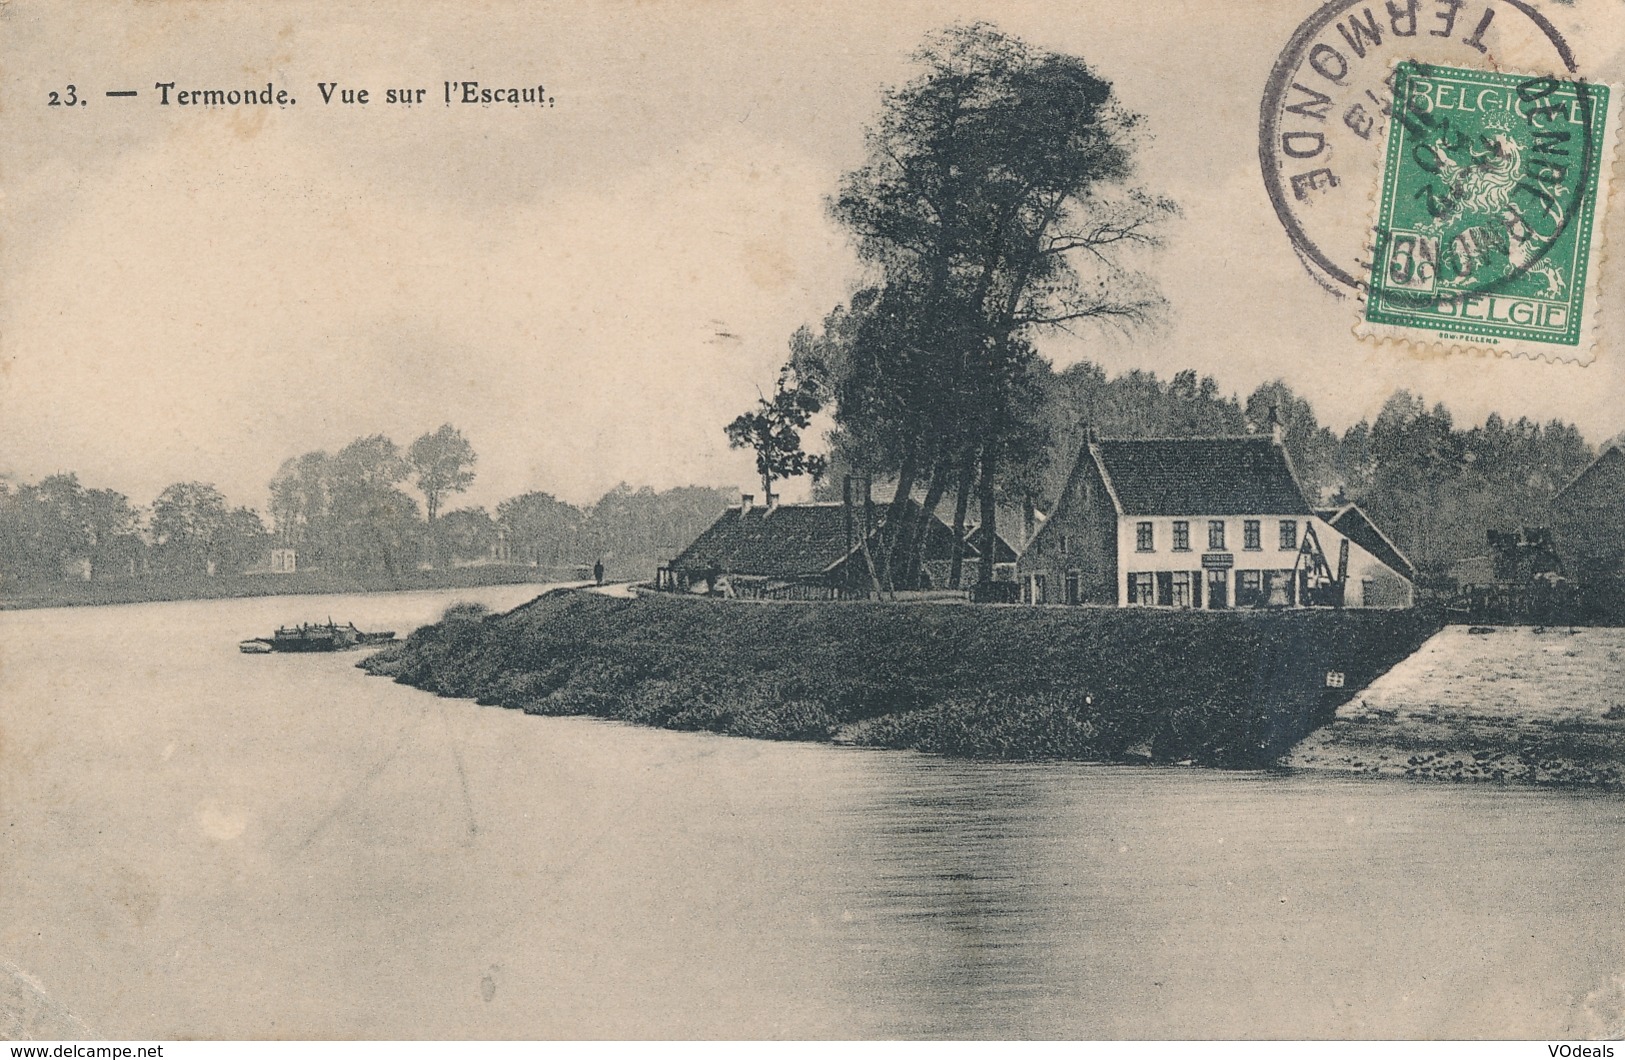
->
1285, 624, 1625, 790
0, 563, 585, 611
360, 591, 1438, 769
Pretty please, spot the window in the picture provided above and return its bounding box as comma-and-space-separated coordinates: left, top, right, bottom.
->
1059, 533, 1069, 556
1208, 520, 1226, 551
1065, 570, 1080, 605
1264, 570, 1298, 607
1236, 569, 1264, 607
1173, 521, 1191, 551
1034, 574, 1047, 605
1136, 521, 1154, 552
1280, 520, 1298, 551
1244, 520, 1261, 550
1171, 571, 1193, 609
1128, 572, 1154, 605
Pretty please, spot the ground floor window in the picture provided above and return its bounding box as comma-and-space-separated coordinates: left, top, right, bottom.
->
1065, 570, 1080, 605
1233, 569, 1300, 607
1263, 569, 1298, 607
1139, 570, 1203, 609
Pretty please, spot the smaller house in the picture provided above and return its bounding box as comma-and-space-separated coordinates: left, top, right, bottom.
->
1313, 503, 1417, 608
1550, 442, 1625, 579
658, 494, 987, 599
959, 524, 1021, 585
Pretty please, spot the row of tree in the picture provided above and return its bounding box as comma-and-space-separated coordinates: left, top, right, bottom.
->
0, 474, 268, 583
266, 429, 732, 576
0, 420, 736, 587
729, 23, 1178, 591
267, 425, 477, 576
0, 425, 478, 585
725, 22, 1603, 586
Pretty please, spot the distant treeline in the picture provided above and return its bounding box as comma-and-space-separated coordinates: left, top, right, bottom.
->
0, 424, 734, 592
0, 476, 266, 586
0, 369, 1605, 593
817, 359, 1600, 579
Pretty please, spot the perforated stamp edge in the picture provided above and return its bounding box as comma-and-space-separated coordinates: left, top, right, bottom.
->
1352, 59, 1623, 366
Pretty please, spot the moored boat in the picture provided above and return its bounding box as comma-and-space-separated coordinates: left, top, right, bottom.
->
239, 620, 397, 653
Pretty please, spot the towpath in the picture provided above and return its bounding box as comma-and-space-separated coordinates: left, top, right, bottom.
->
1287, 625, 1625, 788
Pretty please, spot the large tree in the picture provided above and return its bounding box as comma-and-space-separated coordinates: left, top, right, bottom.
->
0, 473, 141, 582
828, 22, 1175, 587
1243, 381, 1340, 502
268, 450, 339, 568
724, 362, 828, 501
437, 506, 499, 564
330, 434, 420, 575
150, 481, 268, 577
409, 426, 477, 521
496, 491, 582, 568
409, 424, 477, 568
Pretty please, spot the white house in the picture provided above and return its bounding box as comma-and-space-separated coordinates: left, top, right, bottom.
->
1015, 427, 1415, 609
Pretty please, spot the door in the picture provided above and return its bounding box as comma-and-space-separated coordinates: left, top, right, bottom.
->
1207, 569, 1229, 609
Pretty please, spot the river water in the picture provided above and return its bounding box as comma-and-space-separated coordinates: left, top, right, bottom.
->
1, 587, 1622, 1040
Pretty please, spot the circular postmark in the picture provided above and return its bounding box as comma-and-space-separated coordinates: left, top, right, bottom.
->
1259, 0, 1579, 292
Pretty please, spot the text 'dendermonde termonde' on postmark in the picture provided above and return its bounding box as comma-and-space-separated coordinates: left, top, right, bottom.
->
1259, 0, 1621, 364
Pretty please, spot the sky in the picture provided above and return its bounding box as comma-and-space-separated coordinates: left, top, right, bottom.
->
4, 0, 1625, 512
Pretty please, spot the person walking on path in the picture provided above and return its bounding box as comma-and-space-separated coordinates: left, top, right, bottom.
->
593, 559, 605, 586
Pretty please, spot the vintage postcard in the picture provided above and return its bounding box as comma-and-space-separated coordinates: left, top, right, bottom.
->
4, 0, 1625, 1044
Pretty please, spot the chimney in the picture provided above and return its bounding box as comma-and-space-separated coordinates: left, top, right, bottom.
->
1266, 405, 1285, 445
844, 474, 872, 552
740, 494, 755, 516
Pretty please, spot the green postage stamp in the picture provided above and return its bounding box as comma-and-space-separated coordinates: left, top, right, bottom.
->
1359, 61, 1618, 360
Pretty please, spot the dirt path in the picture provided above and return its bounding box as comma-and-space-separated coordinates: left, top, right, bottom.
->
1286, 625, 1625, 789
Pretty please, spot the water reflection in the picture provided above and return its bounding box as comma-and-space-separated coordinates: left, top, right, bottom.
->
828, 760, 1625, 1039
2, 589, 1622, 1039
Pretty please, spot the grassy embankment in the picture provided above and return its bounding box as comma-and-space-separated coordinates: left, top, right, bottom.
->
1287, 624, 1625, 790
0, 563, 582, 611
360, 591, 1438, 768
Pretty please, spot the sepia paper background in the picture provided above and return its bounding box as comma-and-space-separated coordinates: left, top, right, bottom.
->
4, 0, 1625, 1041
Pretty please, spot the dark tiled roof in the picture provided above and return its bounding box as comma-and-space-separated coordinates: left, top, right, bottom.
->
1317, 504, 1416, 583
671, 503, 852, 576
1553, 443, 1624, 504
964, 525, 1020, 563
1093, 437, 1312, 516
670, 501, 968, 577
